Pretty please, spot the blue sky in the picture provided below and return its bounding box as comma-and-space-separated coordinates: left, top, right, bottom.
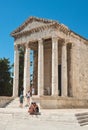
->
0, 0, 88, 65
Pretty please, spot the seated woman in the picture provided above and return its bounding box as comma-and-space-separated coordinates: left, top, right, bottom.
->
33, 102, 39, 113
28, 102, 35, 114
28, 102, 39, 115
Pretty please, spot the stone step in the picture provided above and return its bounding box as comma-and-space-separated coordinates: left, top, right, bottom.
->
4, 98, 88, 125
0, 114, 76, 124
0, 97, 13, 108
75, 112, 88, 117
6, 97, 28, 108
75, 112, 88, 126
0, 108, 77, 124
5, 97, 40, 108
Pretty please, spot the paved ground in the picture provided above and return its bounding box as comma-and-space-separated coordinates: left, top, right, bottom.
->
0, 116, 85, 130
0, 98, 88, 130
0, 108, 88, 130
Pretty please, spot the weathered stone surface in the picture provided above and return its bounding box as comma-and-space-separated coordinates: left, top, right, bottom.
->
11, 16, 88, 108
0, 97, 13, 107
40, 96, 88, 109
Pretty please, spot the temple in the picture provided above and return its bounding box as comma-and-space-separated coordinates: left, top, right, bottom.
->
11, 16, 88, 108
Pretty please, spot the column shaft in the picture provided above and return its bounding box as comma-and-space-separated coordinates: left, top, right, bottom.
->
13, 45, 19, 97
38, 39, 44, 96
23, 46, 30, 96
61, 44, 68, 96
52, 37, 58, 96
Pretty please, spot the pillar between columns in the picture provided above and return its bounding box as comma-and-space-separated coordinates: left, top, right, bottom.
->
23, 44, 30, 96
52, 37, 58, 96
61, 42, 68, 97
38, 39, 44, 96
13, 44, 19, 97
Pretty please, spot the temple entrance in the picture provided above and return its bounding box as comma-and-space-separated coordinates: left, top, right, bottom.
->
58, 65, 61, 96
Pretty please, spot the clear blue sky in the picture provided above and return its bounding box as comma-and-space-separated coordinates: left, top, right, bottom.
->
0, 0, 88, 65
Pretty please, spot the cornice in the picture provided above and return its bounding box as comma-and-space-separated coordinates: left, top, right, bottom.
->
11, 16, 58, 35
11, 16, 88, 43
11, 22, 58, 37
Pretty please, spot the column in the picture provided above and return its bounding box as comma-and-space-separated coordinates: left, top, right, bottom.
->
13, 44, 19, 97
61, 43, 68, 96
52, 37, 58, 96
33, 50, 38, 95
38, 39, 44, 96
23, 45, 30, 96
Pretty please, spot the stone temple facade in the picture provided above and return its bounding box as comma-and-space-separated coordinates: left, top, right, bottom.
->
11, 16, 88, 108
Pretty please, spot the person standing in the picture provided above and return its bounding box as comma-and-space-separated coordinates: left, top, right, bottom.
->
32, 87, 35, 95
19, 92, 24, 108
26, 90, 31, 106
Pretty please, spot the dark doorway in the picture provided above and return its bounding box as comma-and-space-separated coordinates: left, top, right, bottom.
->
58, 65, 61, 96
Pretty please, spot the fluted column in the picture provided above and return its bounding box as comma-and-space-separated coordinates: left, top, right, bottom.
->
61, 43, 68, 96
13, 44, 19, 97
52, 37, 58, 96
23, 45, 30, 96
38, 39, 44, 96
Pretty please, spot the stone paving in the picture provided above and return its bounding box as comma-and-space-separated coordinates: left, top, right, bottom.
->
0, 98, 88, 130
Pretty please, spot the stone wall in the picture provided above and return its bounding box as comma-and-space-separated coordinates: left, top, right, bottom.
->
71, 41, 88, 99
78, 42, 88, 99
70, 42, 80, 98
40, 96, 88, 109
0, 97, 13, 108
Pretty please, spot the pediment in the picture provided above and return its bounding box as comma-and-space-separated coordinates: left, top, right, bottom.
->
11, 16, 57, 36
21, 21, 49, 32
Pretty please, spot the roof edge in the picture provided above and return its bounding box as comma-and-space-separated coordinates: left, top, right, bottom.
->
11, 16, 58, 35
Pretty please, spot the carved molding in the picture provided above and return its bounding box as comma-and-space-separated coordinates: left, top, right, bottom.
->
11, 17, 88, 45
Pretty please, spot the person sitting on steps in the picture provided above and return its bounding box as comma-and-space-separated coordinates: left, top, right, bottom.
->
28, 102, 39, 115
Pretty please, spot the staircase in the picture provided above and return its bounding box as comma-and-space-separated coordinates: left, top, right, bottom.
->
0, 98, 76, 124
0, 109, 77, 124
1, 98, 88, 126
75, 112, 88, 126
5, 97, 30, 108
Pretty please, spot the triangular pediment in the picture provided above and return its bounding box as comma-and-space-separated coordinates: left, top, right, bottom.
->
11, 16, 57, 36
21, 21, 49, 32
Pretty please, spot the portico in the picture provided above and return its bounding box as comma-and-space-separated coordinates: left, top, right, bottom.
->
13, 38, 68, 96
11, 16, 88, 108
